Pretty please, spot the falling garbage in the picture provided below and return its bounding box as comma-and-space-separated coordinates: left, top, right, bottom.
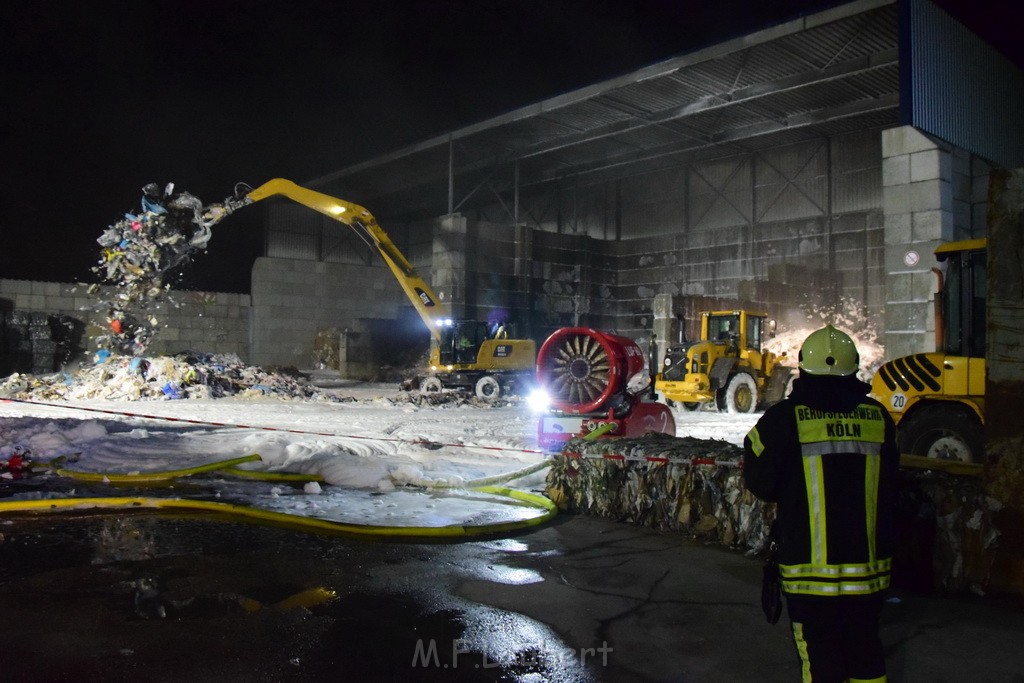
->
89, 182, 228, 357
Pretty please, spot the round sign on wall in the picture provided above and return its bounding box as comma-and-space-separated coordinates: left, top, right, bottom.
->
903, 250, 920, 267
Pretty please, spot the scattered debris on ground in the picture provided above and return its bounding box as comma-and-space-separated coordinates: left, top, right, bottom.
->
1, 352, 331, 401
0, 352, 519, 408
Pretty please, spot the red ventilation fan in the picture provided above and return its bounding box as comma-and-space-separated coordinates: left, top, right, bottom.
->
535, 327, 675, 450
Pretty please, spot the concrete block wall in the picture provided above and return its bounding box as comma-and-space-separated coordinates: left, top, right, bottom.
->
0, 278, 250, 373
0, 279, 93, 318
248, 256, 419, 378
474, 206, 886, 349
145, 290, 250, 358
527, 230, 612, 333
881, 125, 991, 360
882, 126, 948, 359
469, 221, 534, 336
431, 214, 468, 318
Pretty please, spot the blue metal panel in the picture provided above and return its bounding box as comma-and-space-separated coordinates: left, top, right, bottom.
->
904, 0, 1024, 166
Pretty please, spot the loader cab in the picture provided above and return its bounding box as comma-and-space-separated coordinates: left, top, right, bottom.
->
936, 239, 987, 357
706, 313, 741, 356
703, 311, 767, 354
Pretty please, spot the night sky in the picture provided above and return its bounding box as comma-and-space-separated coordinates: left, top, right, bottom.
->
3, 0, 1019, 293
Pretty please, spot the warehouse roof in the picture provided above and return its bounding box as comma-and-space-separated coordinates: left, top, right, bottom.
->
310, 0, 899, 223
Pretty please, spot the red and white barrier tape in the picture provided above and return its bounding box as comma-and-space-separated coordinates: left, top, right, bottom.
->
563, 450, 743, 468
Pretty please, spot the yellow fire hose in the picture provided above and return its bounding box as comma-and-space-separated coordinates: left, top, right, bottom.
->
219, 466, 325, 483
52, 453, 263, 484
3, 454, 557, 540
0, 488, 556, 539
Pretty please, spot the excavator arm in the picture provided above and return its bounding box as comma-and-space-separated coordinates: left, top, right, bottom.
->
224, 178, 446, 342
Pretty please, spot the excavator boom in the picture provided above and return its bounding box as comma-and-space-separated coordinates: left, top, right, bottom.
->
214, 177, 536, 398
232, 178, 446, 341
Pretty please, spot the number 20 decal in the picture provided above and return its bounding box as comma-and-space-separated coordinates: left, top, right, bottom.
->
890, 393, 907, 411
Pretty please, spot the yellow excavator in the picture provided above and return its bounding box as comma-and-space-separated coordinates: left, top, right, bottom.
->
218, 178, 536, 399
870, 238, 986, 462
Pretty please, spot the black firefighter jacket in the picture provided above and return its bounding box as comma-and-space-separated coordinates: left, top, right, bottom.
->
743, 373, 900, 598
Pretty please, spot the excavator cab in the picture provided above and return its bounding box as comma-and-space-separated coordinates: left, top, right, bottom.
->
427, 318, 536, 399
438, 319, 490, 366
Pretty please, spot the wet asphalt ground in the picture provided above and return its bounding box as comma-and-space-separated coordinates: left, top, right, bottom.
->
1, 509, 1024, 682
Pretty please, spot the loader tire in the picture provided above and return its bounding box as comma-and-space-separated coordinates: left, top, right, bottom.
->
898, 404, 983, 463
722, 373, 757, 414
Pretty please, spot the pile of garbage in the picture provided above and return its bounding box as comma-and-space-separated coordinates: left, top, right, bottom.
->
88, 183, 230, 356
0, 352, 519, 409
0, 352, 347, 402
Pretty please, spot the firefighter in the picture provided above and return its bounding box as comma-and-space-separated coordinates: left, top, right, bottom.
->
743, 325, 899, 682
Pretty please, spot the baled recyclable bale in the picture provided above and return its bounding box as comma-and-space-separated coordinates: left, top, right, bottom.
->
547, 432, 1004, 593
546, 434, 775, 554
896, 468, 1002, 594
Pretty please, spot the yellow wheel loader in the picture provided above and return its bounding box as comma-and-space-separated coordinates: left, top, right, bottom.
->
870, 239, 986, 463
656, 310, 793, 414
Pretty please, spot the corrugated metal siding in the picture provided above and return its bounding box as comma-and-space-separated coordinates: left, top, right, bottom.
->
266, 205, 318, 261
754, 140, 828, 223
689, 157, 753, 230
907, 0, 1024, 166
832, 128, 883, 213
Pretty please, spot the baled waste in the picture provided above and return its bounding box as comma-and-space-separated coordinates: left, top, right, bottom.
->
545, 433, 773, 552
546, 432, 1003, 594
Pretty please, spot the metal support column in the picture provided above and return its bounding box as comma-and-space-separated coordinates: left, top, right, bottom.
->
447, 135, 454, 216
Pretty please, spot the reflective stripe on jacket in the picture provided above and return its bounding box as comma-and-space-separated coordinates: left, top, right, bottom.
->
744, 394, 898, 599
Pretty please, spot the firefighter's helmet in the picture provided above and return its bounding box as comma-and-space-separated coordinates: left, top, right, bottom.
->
798, 325, 859, 376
